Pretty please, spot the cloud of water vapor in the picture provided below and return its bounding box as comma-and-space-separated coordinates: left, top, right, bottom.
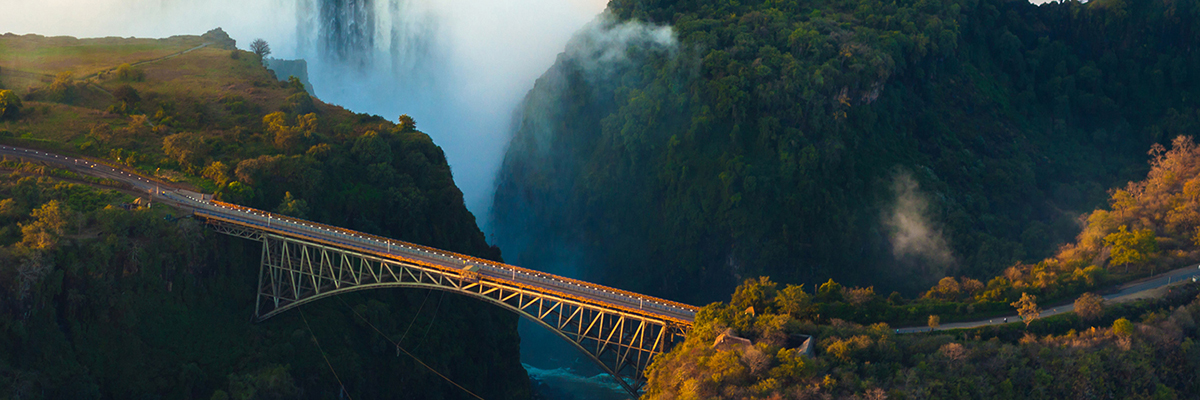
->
0, 0, 609, 222
884, 170, 954, 269
509, 11, 679, 161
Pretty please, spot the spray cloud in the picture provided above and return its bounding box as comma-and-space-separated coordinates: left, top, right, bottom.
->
0, 0, 609, 220
884, 170, 954, 272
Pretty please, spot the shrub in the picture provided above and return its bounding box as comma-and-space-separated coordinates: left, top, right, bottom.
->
115, 63, 144, 82
0, 90, 21, 120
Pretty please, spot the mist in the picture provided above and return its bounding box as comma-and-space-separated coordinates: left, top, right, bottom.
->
884, 170, 955, 276
0, 0, 608, 220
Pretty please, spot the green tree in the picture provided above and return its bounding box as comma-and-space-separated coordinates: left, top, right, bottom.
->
816, 279, 843, 303
731, 276, 778, 313
0, 89, 21, 120
112, 84, 140, 105
115, 63, 144, 81
397, 114, 417, 132
162, 132, 210, 169
274, 192, 308, 219
1104, 225, 1158, 271
351, 130, 393, 165
283, 92, 315, 115
109, 84, 140, 115
775, 284, 815, 320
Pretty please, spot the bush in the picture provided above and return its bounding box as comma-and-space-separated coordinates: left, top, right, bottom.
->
115, 63, 144, 82
0, 90, 21, 120
46, 71, 77, 103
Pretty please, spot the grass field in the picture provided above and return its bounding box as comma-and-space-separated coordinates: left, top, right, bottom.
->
0, 30, 338, 173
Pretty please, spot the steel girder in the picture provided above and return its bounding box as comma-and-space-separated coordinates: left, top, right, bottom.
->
208, 223, 686, 396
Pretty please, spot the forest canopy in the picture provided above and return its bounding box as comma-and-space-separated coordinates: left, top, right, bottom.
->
492, 0, 1200, 304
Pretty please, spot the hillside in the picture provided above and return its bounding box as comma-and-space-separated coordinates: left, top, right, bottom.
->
642, 274, 1200, 399
491, 0, 1200, 304
0, 29, 530, 398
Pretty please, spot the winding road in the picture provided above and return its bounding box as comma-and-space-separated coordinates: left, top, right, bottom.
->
897, 264, 1200, 333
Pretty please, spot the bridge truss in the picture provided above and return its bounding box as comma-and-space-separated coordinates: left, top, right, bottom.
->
207, 219, 686, 395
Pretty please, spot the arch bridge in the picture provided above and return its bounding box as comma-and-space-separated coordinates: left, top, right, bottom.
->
187, 197, 696, 396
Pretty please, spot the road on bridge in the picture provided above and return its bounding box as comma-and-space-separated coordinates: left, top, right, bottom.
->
897, 264, 1200, 333
0, 145, 699, 325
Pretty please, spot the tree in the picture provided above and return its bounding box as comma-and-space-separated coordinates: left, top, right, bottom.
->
0, 89, 21, 120
397, 114, 417, 132
115, 63, 144, 81
112, 84, 140, 105
109, 85, 140, 115
731, 276, 777, 313
19, 200, 69, 250
928, 315, 941, 329
1011, 293, 1041, 328
1074, 292, 1105, 321
283, 92, 316, 115
352, 130, 393, 165
46, 71, 76, 103
275, 192, 309, 219
250, 39, 271, 60
202, 161, 231, 186
775, 284, 815, 319
1112, 317, 1134, 339
1105, 225, 1158, 271
816, 279, 843, 302
926, 276, 962, 300
162, 132, 209, 169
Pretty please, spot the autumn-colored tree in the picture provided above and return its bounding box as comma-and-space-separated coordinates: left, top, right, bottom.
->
19, 201, 69, 250
1112, 317, 1134, 339
925, 276, 961, 300
46, 71, 76, 103
1011, 293, 1041, 328
928, 315, 940, 329
264, 112, 313, 153
1074, 292, 1105, 321
1105, 225, 1158, 271
843, 286, 876, 306
202, 161, 231, 186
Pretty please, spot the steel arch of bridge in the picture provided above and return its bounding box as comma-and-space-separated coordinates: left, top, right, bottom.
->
208, 220, 686, 395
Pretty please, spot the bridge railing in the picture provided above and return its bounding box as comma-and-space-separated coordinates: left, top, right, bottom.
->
194, 198, 698, 320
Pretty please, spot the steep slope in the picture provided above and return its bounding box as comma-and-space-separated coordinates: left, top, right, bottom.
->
0, 29, 530, 399
491, 0, 1200, 303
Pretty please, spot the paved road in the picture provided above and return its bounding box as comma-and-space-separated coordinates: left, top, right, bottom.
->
0, 145, 699, 325
897, 264, 1200, 333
